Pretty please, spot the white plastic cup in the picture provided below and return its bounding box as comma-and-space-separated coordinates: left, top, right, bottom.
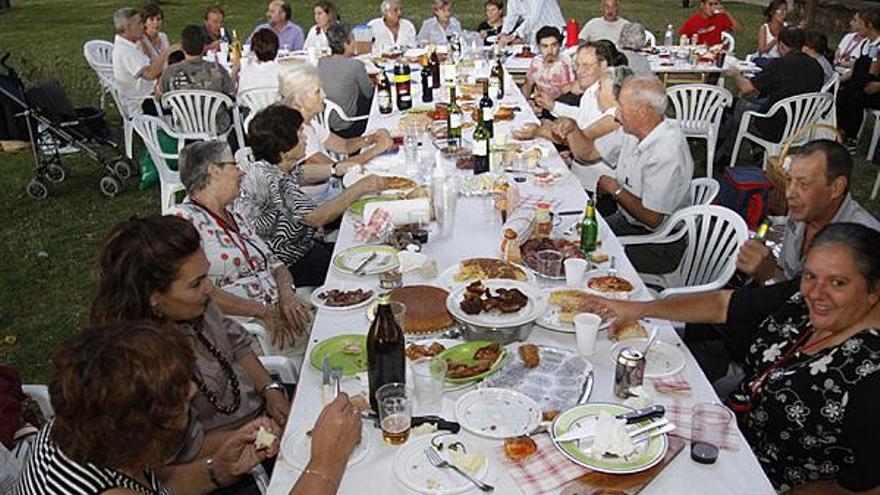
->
564, 258, 589, 287
410, 357, 447, 415
574, 312, 602, 356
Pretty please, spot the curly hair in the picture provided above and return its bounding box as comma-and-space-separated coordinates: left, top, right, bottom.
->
247, 104, 305, 164
90, 215, 201, 325
51, 321, 195, 468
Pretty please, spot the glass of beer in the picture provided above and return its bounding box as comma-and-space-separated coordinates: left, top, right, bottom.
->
376, 382, 411, 445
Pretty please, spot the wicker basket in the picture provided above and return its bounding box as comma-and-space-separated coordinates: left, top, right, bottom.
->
766, 123, 842, 215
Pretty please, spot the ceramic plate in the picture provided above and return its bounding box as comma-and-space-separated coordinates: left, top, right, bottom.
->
392, 434, 490, 495
332, 245, 399, 275
454, 387, 541, 439
551, 402, 668, 474
283, 424, 371, 469
310, 285, 377, 311
446, 279, 545, 329
610, 339, 686, 378
582, 269, 638, 299
308, 334, 367, 376
436, 341, 508, 384
435, 258, 536, 290
342, 170, 417, 190
537, 287, 611, 333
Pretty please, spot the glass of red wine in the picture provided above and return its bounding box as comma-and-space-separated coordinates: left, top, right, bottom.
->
690, 402, 733, 464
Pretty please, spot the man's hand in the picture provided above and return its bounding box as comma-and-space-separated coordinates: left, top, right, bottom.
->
534, 91, 556, 111
596, 175, 620, 196
865, 81, 880, 95
735, 240, 777, 282
550, 117, 578, 142
512, 123, 539, 140
367, 129, 393, 153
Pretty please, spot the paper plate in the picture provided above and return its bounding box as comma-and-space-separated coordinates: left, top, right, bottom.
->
610, 339, 686, 379
332, 245, 399, 275
342, 170, 417, 190
308, 334, 367, 376
310, 285, 377, 311
392, 434, 490, 495
282, 424, 371, 470
583, 269, 639, 300
454, 387, 541, 439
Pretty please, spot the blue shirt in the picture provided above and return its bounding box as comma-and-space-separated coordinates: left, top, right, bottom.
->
248, 21, 305, 51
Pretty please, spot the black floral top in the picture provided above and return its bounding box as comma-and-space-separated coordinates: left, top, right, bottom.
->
724, 279, 880, 492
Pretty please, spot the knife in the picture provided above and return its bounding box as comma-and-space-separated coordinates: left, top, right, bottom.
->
360, 412, 461, 433
553, 405, 666, 443
556, 417, 670, 444
352, 252, 378, 276
321, 357, 333, 405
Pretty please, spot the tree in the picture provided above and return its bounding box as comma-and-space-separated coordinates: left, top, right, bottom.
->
0, 0, 10, 10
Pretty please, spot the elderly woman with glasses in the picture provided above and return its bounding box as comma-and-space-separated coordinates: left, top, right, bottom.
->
368, 0, 417, 53
318, 22, 374, 138
418, 0, 462, 45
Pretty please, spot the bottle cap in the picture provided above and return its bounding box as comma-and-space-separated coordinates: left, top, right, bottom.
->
377, 293, 391, 305
536, 201, 550, 209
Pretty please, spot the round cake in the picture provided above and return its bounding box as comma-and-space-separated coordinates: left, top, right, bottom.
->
390, 285, 454, 334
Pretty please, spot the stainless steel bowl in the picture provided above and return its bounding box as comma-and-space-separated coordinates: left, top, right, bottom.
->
459, 321, 534, 345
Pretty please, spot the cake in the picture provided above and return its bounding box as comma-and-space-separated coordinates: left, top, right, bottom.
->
389, 285, 454, 334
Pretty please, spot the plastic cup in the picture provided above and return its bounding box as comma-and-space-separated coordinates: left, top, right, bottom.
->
574, 312, 602, 356
410, 357, 447, 415
376, 383, 411, 445
564, 258, 589, 287
690, 402, 733, 464
536, 249, 563, 278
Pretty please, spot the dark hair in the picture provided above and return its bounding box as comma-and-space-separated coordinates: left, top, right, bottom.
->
591, 39, 628, 67
252, 28, 280, 62
778, 27, 806, 51
90, 216, 202, 325
484, 0, 504, 8
326, 22, 352, 55
279, 1, 292, 21
203, 4, 224, 19
248, 105, 306, 164
811, 223, 880, 288
315, 0, 340, 28
794, 139, 854, 192
51, 321, 195, 468
181, 24, 207, 56
804, 29, 832, 63
860, 8, 880, 31
168, 50, 186, 65
763, 0, 786, 21
535, 25, 563, 45
141, 3, 164, 21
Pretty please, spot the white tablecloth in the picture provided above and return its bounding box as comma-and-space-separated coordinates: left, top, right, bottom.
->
266, 65, 774, 495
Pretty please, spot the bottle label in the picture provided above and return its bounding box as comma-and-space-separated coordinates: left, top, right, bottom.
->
449, 114, 462, 129
474, 140, 488, 157
379, 93, 392, 108
393, 74, 411, 84
483, 107, 495, 121
488, 85, 499, 101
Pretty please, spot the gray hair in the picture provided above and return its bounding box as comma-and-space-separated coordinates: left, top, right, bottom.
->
622, 75, 667, 115
326, 22, 352, 55
113, 7, 139, 34
619, 22, 647, 50
811, 223, 880, 287
278, 64, 321, 109
601, 65, 634, 99
179, 141, 232, 194
381, 0, 402, 15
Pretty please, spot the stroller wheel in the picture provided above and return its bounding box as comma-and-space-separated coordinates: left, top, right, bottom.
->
45, 163, 68, 183
27, 179, 50, 200
113, 159, 133, 181
99, 176, 123, 198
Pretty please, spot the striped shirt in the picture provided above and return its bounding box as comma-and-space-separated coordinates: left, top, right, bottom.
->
15, 422, 170, 495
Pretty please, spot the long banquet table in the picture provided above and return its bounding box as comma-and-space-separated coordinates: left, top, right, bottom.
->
265, 63, 774, 495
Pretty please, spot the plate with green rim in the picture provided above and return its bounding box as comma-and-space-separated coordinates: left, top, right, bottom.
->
309, 334, 368, 377
436, 341, 508, 384
348, 195, 399, 217
550, 402, 668, 474
332, 245, 400, 276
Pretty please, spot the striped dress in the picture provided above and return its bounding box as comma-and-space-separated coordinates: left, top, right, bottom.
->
15, 422, 170, 495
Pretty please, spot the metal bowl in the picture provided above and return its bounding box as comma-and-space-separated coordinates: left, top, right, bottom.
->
459, 321, 534, 345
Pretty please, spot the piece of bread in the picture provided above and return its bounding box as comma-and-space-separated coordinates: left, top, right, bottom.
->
611, 321, 648, 341
254, 426, 277, 450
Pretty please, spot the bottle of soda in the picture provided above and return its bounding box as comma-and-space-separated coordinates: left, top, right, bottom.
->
479, 79, 494, 138
378, 71, 393, 114
447, 86, 463, 145
367, 294, 405, 412
580, 199, 598, 255
421, 68, 433, 103
394, 61, 412, 111
473, 95, 491, 175
430, 47, 441, 89
230, 29, 242, 62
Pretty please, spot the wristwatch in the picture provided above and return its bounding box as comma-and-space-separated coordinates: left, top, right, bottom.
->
612, 187, 624, 198
261, 381, 286, 398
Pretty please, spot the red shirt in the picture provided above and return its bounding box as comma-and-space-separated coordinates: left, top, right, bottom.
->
678, 12, 733, 46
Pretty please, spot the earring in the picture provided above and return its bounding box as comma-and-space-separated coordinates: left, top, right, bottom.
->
151, 304, 164, 319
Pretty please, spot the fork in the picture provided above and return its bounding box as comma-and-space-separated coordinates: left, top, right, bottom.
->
423, 448, 494, 492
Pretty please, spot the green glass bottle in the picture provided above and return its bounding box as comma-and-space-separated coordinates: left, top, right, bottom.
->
580, 199, 598, 255
447, 86, 463, 145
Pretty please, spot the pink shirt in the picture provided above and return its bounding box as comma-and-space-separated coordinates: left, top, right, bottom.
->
526, 55, 574, 100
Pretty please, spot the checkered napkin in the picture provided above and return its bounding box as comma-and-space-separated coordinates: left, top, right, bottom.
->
354, 207, 391, 242
494, 434, 591, 495
516, 194, 563, 210
665, 400, 740, 451
651, 372, 692, 395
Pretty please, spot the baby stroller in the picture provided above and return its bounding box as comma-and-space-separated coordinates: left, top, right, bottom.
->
0, 51, 133, 199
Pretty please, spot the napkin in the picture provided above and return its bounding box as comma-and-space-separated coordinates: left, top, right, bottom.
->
652, 372, 692, 395
362, 198, 431, 225
501, 205, 536, 246
666, 400, 740, 451
354, 208, 391, 243
516, 194, 562, 210
495, 434, 591, 495
397, 246, 428, 273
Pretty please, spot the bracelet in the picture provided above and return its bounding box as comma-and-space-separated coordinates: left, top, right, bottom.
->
205, 458, 222, 488
304, 468, 338, 489
612, 187, 624, 198
261, 381, 286, 398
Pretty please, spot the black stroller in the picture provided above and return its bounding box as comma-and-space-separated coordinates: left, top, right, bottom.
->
0, 51, 133, 199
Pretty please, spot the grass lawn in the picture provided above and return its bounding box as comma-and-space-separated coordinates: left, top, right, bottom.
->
0, 0, 876, 383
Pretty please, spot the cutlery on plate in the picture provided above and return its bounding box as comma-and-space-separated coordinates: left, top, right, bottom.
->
631, 423, 676, 445
554, 406, 666, 443
557, 417, 669, 443
321, 357, 333, 405
643, 326, 660, 356
423, 448, 494, 492
352, 252, 378, 275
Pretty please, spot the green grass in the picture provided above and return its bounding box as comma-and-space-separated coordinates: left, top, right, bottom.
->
0, 0, 875, 382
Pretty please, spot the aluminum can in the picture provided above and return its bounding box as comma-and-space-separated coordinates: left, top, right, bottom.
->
614, 347, 646, 398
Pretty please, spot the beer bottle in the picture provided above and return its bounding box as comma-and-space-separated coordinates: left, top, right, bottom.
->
367, 294, 405, 412
490, 57, 505, 100
479, 79, 494, 138
421, 68, 433, 103
473, 93, 491, 175
754, 218, 771, 243
580, 199, 598, 255
430, 47, 441, 89
447, 86, 463, 144
378, 71, 393, 115
394, 61, 412, 111
230, 29, 242, 62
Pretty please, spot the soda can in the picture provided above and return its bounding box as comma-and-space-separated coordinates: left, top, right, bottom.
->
614, 347, 646, 398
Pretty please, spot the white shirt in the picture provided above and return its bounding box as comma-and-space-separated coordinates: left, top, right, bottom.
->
368, 17, 417, 54
613, 118, 694, 230
502, 0, 565, 44
237, 60, 281, 96
552, 81, 602, 129
303, 25, 329, 52
578, 17, 629, 45
112, 34, 155, 116
305, 117, 331, 159
834, 31, 866, 65
417, 17, 463, 45
760, 23, 781, 58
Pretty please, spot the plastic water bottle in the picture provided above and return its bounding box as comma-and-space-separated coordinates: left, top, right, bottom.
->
431, 151, 458, 237
664, 24, 674, 47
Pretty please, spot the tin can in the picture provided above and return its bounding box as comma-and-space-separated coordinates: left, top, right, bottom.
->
614, 347, 646, 398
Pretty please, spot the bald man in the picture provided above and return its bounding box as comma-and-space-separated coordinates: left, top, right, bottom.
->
247, 0, 305, 51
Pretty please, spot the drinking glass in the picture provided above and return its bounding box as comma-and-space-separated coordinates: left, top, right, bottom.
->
376, 382, 411, 445
403, 124, 421, 178
690, 402, 733, 464
535, 249, 563, 278
574, 312, 602, 356
408, 210, 431, 244
410, 357, 447, 415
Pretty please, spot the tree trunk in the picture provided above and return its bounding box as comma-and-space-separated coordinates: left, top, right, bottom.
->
803, 0, 818, 27
0, 0, 11, 10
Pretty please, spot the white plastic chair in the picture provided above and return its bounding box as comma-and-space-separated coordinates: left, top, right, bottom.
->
22, 385, 53, 419
815, 72, 841, 134
234, 86, 281, 149
690, 177, 720, 206
667, 84, 732, 178
618, 205, 748, 297
323, 99, 368, 133
83, 40, 114, 110
131, 114, 192, 214
644, 30, 657, 48
161, 89, 234, 141
721, 31, 735, 54
728, 92, 834, 169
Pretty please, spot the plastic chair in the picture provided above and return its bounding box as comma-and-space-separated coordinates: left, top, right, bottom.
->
666, 84, 732, 178
323, 99, 368, 134
234, 86, 281, 149
618, 205, 748, 297
161, 89, 234, 141
83, 40, 114, 110
131, 114, 196, 214
690, 177, 720, 206
644, 30, 657, 48
815, 72, 841, 134
728, 92, 833, 169
721, 31, 735, 54
22, 385, 53, 419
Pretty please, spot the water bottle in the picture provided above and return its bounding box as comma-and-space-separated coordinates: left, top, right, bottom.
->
664, 24, 674, 47
431, 151, 458, 237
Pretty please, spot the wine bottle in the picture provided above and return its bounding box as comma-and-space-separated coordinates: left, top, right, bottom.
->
473, 95, 491, 175
447, 86, 462, 145
490, 57, 505, 100
421, 68, 433, 103
430, 47, 441, 89
378, 71, 393, 115
479, 79, 494, 138
394, 61, 412, 111
367, 294, 405, 412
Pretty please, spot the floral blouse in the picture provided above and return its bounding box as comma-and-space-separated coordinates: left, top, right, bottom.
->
170, 202, 283, 305
525, 55, 573, 100
724, 279, 880, 492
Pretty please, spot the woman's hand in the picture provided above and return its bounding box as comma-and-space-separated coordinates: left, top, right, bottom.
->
352, 174, 388, 196
512, 123, 539, 140
310, 394, 362, 467
534, 91, 556, 111
213, 417, 281, 481
279, 288, 313, 336
262, 306, 297, 349
265, 389, 291, 427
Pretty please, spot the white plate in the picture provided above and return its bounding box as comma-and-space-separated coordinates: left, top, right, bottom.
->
332, 245, 400, 276
435, 258, 536, 290
282, 426, 371, 469
310, 285, 377, 311
583, 269, 638, 300
392, 435, 489, 495
446, 279, 545, 329
342, 170, 417, 190
537, 286, 611, 333
610, 339, 686, 378
454, 387, 542, 438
